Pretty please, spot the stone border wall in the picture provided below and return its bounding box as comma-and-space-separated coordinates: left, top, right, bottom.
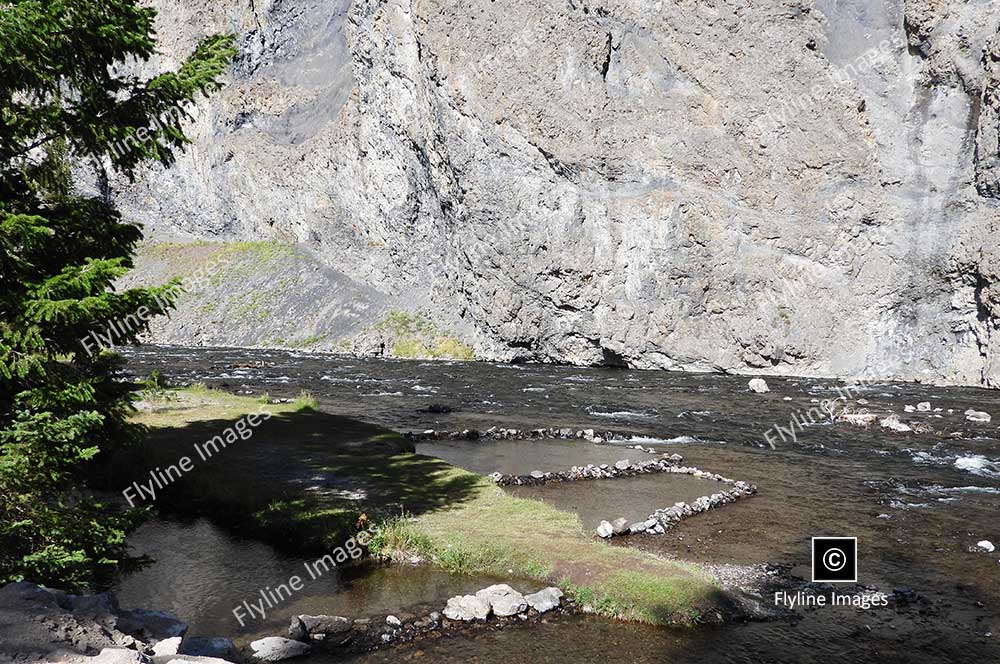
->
405, 426, 758, 539
489, 453, 682, 485
405, 426, 656, 444
597, 477, 756, 538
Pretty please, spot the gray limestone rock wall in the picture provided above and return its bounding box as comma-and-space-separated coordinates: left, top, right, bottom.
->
110, 0, 1000, 386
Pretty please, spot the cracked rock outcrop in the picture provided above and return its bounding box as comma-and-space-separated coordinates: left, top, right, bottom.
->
110, 0, 1000, 386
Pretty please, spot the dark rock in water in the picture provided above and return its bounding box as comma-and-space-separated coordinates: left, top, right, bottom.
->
179, 636, 239, 659
298, 614, 352, 635
427, 404, 453, 414
893, 587, 916, 603
288, 616, 308, 642
116, 607, 188, 641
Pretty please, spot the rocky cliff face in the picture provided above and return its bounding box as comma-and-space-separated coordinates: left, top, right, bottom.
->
112, 0, 1000, 386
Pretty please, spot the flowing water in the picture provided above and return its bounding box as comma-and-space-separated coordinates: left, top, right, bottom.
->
117, 346, 1000, 662
113, 519, 540, 643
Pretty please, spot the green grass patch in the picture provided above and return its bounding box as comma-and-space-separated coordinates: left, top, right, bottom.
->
374, 310, 474, 360
287, 334, 327, 349
369, 480, 721, 625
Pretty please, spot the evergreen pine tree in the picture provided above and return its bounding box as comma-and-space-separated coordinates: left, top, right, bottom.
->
0, 0, 235, 590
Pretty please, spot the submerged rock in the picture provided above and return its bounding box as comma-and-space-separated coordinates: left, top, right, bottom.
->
525, 587, 563, 613
475, 584, 527, 617
443, 594, 490, 621
179, 637, 238, 660
250, 636, 311, 661
117, 608, 188, 642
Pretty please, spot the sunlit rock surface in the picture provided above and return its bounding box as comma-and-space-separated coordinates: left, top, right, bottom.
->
111, 0, 1000, 386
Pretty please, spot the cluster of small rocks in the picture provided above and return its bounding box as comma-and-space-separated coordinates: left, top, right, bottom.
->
834, 400, 991, 435
405, 426, 648, 445
442, 585, 565, 621
490, 453, 684, 486
248, 585, 570, 660
597, 479, 757, 538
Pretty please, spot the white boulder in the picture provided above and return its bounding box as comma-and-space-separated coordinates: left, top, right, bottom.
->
152, 638, 182, 657
524, 587, 563, 613
475, 584, 527, 617
92, 649, 150, 664
442, 594, 490, 621
249, 637, 311, 661
965, 409, 991, 423
611, 517, 630, 535
748, 378, 769, 393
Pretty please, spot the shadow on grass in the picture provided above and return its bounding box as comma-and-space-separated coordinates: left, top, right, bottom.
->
94, 409, 481, 556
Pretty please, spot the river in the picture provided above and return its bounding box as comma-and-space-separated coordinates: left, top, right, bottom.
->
114, 345, 1000, 662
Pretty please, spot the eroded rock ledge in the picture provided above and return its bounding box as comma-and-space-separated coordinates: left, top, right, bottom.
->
0, 581, 228, 664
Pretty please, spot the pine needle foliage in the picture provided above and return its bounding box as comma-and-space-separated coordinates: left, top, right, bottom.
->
0, 0, 235, 590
